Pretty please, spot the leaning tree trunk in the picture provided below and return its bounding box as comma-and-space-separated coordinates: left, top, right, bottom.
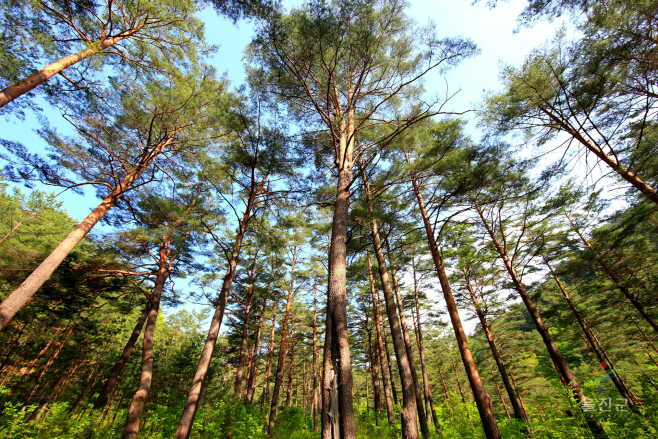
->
462, 267, 527, 421
566, 212, 658, 335
410, 266, 439, 429
366, 218, 419, 438
95, 303, 150, 409
0, 32, 137, 109
235, 268, 257, 397
0, 137, 171, 331
122, 238, 170, 439
267, 249, 297, 436
408, 171, 500, 439
174, 179, 261, 439
245, 297, 268, 404
261, 297, 278, 411
474, 203, 606, 438
543, 257, 635, 407
366, 250, 395, 425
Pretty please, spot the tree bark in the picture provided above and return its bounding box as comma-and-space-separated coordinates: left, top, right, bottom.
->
366, 250, 395, 425
312, 282, 319, 432
122, 238, 170, 439
462, 267, 527, 421
261, 297, 278, 411
174, 177, 262, 439
408, 172, 500, 438
235, 264, 257, 397
267, 246, 297, 435
95, 303, 150, 409
0, 137, 172, 331
324, 119, 357, 438
0, 33, 135, 109
566, 213, 658, 334
246, 297, 268, 404
474, 203, 606, 438
543, 257, 635, 407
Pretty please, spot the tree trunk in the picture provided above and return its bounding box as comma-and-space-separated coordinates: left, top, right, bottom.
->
322, 110, 357, 438
246, 297, 268, 404
436, 358, 449, 402
462, 267, 527, 421
122, 238, 170, 439
410, 269, 439, 429
541, 107, 658, 207
367, 222, 419, 438
267, 247, 297, 435
366, 250, 395, 425
566, 213, 658, 334
95, 303, 150, 409
0, 137, 171, 330
475, 203, 606, 438
27, 328, 72, 403
312, 283, 319, 432
408, 172, 500, 439
235, 267, 257, 397
388, 258, 430, 437
174, 177, 262, 439
379, 299, 399, 406
543, 257, 635, 407
0, 33, 134, 109
285, 335, 296, 407
261, 297, 278, 411
321, 308, 335, 439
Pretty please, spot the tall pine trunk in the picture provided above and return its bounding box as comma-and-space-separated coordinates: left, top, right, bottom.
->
95, 303, 150, 409
235, 264, 257, 397
122, 237, 171, 439
261, 297, 278, 411
462, 267, 527, 421
475, 203, 606, 438
267, 247, 297, 435
366, 250, 395, 425
0, 137, 172, 330
174, 178, 262, 439
543, 257, 635, 407
408, 172, 500, 439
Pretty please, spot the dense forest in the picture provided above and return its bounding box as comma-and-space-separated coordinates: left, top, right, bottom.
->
0, 0, 657, 438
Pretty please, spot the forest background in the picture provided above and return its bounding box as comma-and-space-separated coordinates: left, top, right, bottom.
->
0, 0, 656, 439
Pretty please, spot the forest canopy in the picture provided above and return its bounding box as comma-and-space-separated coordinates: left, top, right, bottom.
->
0, 0, 657, 438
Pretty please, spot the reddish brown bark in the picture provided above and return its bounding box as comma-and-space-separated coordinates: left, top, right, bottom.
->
122, 238, 171, 439
267, 246, 298, 435
95, 303, 150, 409
462, 267, 527, 421
261, 297, 278, 411
366, 250, 395, 425
235, 263, 257, 397
174, 177, 263, 439
475, 203, 606, 438
0, 137, 172, 330
408, 172, 500, 438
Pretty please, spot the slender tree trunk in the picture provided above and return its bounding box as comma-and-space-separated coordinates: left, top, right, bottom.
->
261, 297, 278, 411
407, 169, 500, 438
410, 275, 439, 429
0, 214, 32, 246
566, 213, 658, 334
285, 336, 296, 407
312, 283, 319, 432
174, 178, 262, 439
462, 267, 527, 421
366, 250, 395, 425
0, 138, 171, 330
366, 229, 419, 438
543, 257, 635, 407
0, 33, 135, 109
246, 298, 268, 404
321, 307, 335, 439
474, 203, 606, 438
541, 107, 658, 206
235, 267, 257, 397
436, 358, 449, 402
379, 302, 399, 406
366, 332, 381, 423
95, 303, 150, 409
26, 328, 72, 402
122, 238, 170, 439
268, 247, 297, 435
